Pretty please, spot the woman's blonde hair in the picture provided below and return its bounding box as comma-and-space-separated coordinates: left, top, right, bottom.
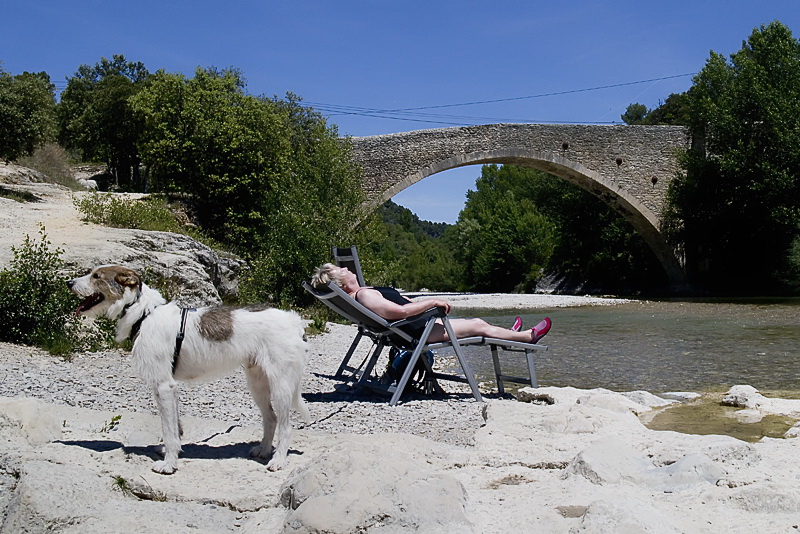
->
311, 263, 343, 288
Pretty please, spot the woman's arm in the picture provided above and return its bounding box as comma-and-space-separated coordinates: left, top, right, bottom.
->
356, 288, 451, 320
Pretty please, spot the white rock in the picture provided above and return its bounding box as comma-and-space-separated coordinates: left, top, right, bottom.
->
0, 397, 62, 445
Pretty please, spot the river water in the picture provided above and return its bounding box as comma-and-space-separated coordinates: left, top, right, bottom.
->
453, 297, 800, 396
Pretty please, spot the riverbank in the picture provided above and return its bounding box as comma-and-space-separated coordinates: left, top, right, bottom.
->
2, 310, 800, 532
404, 291, 632, 310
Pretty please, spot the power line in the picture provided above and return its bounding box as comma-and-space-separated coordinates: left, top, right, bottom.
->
390, 73, 696, 111
310, 102, 617, 126
304, 72, 696, 126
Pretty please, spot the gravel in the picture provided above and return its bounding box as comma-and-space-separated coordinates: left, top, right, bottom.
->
0, 322, 487, 448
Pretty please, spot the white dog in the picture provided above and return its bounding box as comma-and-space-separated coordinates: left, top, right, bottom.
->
68, 265, 310, 474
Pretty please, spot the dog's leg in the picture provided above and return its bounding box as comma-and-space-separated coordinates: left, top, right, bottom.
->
175, 390, 183, 437
151, 380, 182, 474
245, 365, 278, 466
258, 362, 295, 472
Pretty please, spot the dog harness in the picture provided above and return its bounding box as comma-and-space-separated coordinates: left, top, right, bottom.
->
120, 301, 147, 341
122, 302, 195, 376
173, 307, 196, 375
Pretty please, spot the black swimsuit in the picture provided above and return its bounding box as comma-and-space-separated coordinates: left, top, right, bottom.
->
354, 286, 428, 344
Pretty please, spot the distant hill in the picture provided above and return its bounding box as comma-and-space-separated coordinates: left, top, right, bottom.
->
378, 200, 451, 238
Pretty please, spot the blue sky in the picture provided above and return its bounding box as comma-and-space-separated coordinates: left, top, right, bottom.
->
2, 1, 798, 223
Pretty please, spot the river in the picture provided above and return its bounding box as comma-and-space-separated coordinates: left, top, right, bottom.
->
453, 297, 800, 396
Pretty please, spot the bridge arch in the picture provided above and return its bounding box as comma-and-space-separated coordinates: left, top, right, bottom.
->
349, 124, 690, 292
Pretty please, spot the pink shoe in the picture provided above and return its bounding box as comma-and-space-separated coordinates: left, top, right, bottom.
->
531, 317, 552, 344
511, 316, 523, 332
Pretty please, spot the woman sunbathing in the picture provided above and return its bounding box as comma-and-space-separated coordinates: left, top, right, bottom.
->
311, 263, 551, 344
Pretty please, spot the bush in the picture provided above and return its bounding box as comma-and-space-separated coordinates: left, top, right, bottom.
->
0, 227, 100, 355
74, 192, 176, 230
17, 143, 80, 189
72, 191, 220, 250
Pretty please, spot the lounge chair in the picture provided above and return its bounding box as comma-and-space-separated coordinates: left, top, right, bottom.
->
303, 280, 548, 405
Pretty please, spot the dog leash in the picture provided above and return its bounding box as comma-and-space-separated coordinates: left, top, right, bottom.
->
173, 307, 196, 375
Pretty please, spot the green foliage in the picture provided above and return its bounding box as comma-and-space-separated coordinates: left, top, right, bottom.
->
0, 186, 38, 202
99, 414, 122, 432
246, 97, 364, 304
0, 66, 56, 161
73, 191, 207, 240
0, 227, 83, 354
455, 165, 557, 292
641, 92, 692, 126
111, 474, 167, 501
57, 55, 149, 189
779, 231, 800, 291
132, 70, 364, 304
455, 165, 666, 294
620, 103, 648, 125
667, 21, 800, 292
379, 200, 450, 238
111, 475, 135, 498
622, 93, 691, 126
358, 201, 461, 291
302, 302, 333, 336
520, 168, 667, 293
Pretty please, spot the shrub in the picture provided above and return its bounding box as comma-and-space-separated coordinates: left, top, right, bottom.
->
0, 185, 38, 203
74, 192, 180, 230
0, 227, 91, 355
72, 191, 220, 250
17, 143, 80, 189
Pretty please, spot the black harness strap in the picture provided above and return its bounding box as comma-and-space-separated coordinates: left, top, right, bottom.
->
129, 314, 147, 342
173, 307, 196, 375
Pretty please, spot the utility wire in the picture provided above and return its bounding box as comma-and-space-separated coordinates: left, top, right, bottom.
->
387, 73, 696, 111
310, 102, 615, 125
305, 72, 696, 126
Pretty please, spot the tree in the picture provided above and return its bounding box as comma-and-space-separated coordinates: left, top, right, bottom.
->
621, 103, 648, 125
643, 92, 691, 126
0, 67, 56, 161
454, 165, 557, 292
57, 55, 149, 189
622, 93, 691, 126
247, 93, 366, 303
667, 21, 800, 292
132, 67, 283, 241
363, 200, 461, 291
131, 68, 365, 304
456, 164, 666, 294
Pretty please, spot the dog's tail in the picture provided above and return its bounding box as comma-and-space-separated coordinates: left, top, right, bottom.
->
294, 388, 311, 424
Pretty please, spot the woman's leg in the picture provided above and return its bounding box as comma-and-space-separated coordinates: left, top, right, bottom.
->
427, 318, 534, 343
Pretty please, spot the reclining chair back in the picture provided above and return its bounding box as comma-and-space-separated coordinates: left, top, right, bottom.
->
302, 281, 416, 346
332, 245, 366, 286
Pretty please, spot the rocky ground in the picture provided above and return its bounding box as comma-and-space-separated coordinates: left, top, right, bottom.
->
3, 319, 800, 533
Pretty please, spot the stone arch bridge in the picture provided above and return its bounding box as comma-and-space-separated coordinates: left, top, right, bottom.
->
348, 123, 691, 292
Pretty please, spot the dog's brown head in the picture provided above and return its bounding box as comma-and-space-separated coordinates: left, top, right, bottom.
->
68, 265, 142, 318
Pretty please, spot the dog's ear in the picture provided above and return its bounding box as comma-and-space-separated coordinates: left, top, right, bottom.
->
115, 270, 141, 289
